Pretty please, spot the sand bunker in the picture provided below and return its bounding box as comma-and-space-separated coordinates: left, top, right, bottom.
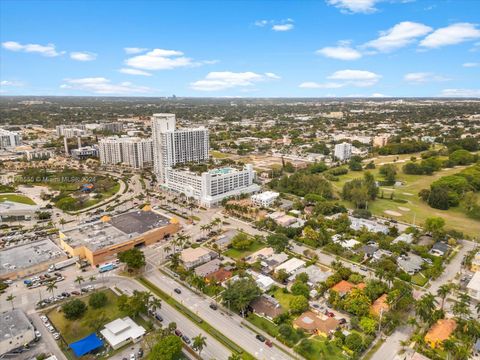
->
384, 210, 402, 217
398, 207, 410, 211
402, 192, 413, 196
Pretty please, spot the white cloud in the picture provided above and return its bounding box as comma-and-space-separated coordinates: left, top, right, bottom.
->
326, 0, 380, 14
440, 88, 480, 97
2, 41, 62, 57
61, 77, 151, 94
316, 45, 362, 60
328, 69, 381, 86
404, 72, 450, 83
124, 47, 148, 54
420, 23, 480, 48
463, 62, 479, 68
70, 51, 97, 61
299, 81, 344, 89
0, 80, 23, 87
119, 68, 152, 76
125, 48, 200, 70
190, 71, 280, 91
363, 21, 432, 52
254, 20, 269, 27
371, 93, 387, 97
272, 23, 294, 32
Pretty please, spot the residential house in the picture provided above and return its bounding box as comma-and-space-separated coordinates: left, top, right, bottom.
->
370, 294, 389, 317
194, 258, 221, 277
180, 247, 215, 269
246, 247, 275, 264
349, 217, 389, 234
397, 253, 424, 275
467, 271, 480, 301
250, 295, 284, 320
205, 268, 233, 284
392, 233, 414, 245
288, 265, 332, 286
293, 311, 340, 337
359, 244, 378, 259
424, 319, 457, 348
215, 229, 239, 250
430, 242, 449, 257
471, 251, 480, 272
275, 258, 306, 275
331, 280, 365, 297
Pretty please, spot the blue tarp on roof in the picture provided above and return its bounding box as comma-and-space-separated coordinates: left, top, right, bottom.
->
69, 333, 103, 357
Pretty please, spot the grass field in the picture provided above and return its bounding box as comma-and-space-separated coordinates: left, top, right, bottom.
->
0, 194, 36, 205
294, 336, 348, 360
247, 313, 279, 337
411, 272, 429, 287
211, 150, 231, 159
269, 288, 297, 311
46, 289, 125, 344
224, 240, 266, 259
333, 163, 480, 238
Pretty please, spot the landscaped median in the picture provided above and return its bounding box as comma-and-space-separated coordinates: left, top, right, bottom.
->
137, 277, 255, 360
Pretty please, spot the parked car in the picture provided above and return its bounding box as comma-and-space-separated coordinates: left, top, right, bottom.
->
174, 329, 182, 337
174, 288, 181, 294
137, 348, 144, 358
265, 339, 273, 347
35, 330, 41, 338
53, 332, 60, 340
209, 303, 218, 310
339, 318, 347, 325
71, 291, 80, 296
48, 326, 55, 333
255, 334, 266, 342
155, 314, 163, 322
182, 335, 191, 344
40, 315, 48, 323
129, 353, 136, 360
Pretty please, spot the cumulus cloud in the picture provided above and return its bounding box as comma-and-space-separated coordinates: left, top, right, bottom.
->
440, 88, 480, 97
272, 23, 294, 32
328, 69, 381, 86
0, 80, 24, 87
300, 69, 381, 89
2, 41, 62, 57
404, 72, 450, 83
190, 71, 280, 91
60, 77, 151, 94
420, 23, 480, 48
326, 0, 380, 14
363, 21, 432, 52
463, 62, 479, 68
125, 48, 210, 70
124, 47, 148, 54
119, 68, 152, 76
70, 51, 97, 61
316, 45, 362, 60
255, 19, 294, 32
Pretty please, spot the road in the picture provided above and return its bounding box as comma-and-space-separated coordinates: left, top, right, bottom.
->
143, 269, 299, 360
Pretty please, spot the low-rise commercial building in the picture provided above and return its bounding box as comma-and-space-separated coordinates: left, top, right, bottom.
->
0, 309, 35, 355
100, 317, 145, 350
0, 201, 40, 222
59, 208, 179, 265
180, 247, 214, 269
467, 271, 480, 301
71, 146, 99, 160
251, 191, 279, 208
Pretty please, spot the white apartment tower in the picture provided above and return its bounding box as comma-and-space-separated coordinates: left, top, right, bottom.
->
99, 136, 153, 169
152, 113, 209, 182
0, 129, 22, 149
334, 142, 352, 161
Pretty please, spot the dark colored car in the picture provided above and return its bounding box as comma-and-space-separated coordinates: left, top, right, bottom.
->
209, 303, 218, 310
54, 272, 62, 277
137, 348, 144, 358
155, 314, 163, 322
71, 291, 80, 296
174, 288, 181, 294
181, 335, 191, 344
255, 334, 266, 342
174, 329, 182, 337
265, 339, 273, 347
339, 318, 347, 325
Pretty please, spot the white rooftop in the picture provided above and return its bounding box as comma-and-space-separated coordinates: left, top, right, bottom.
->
467, 271, 480, 292
275, 257, 306, 274
100, 317, 145, 349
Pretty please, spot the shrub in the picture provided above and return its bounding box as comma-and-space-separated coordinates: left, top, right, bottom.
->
89, 292, 108, 309
62, 299, 87, 320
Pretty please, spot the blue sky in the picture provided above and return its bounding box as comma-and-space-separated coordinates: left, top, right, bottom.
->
1, 0, 479, 97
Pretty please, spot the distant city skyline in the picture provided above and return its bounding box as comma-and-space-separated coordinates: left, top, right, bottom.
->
1, 0, 480, 97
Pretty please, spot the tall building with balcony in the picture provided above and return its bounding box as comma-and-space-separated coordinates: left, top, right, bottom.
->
99, 136, 153, 169
0, 129, 21, 149
334, 142, 352, 161
152, 113, 209, 182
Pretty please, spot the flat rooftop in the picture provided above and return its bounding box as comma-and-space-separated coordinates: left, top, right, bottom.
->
0, 239, 65, 275
0, 309, 34, 339
61, 209, 172, 252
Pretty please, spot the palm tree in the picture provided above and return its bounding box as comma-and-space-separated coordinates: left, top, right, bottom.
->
149, 297, 162, 312
75, 276, 85, 287
164, 245, 172, 255
89, 275, 96, 283
6, 294, 16, 310
415, 293, 437, 325
192, 334, 207, 356
46, 281, 58, 297
437, 283, 452, 310
59, 218, 66, 228
476, 302, 480, 315
200, 224, 208, 234
443, 339, 457, 360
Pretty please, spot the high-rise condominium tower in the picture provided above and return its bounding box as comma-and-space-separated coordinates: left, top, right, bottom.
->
152, 113, 209, 182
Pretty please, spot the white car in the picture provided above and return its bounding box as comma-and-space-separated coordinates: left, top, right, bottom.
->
40, 315, 48, 323
44, 322, 51, 327
53, 332, 60, 340
35, 330, 41, 338
130, 354, 136, 360
48, 325, 55, 333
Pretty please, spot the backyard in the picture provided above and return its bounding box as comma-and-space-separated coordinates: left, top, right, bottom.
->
223, 239, 266, 260
295, 336, 348, 360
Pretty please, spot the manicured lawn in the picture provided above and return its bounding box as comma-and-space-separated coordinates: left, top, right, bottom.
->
224, 240, 266, 260
247, 313, 279, 337
211, 150, 230, 159
269, 288, 296, 311
295, 336, 348, 360
0, 194, 36, 205
46, 289, 125, 344
333, 164, 480, 238
411, 272, 428, 287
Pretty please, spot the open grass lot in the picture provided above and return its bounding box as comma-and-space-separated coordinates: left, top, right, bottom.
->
247, 313, 279, 337
411, 272, 428, 287
294, 336, 348, 360
333, 164, 480, 238
269, 288, 297, 311
211, 150, 231, 159
223, 240, 266, 259
0, 194, 36, 205
46, 289, 125, 344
